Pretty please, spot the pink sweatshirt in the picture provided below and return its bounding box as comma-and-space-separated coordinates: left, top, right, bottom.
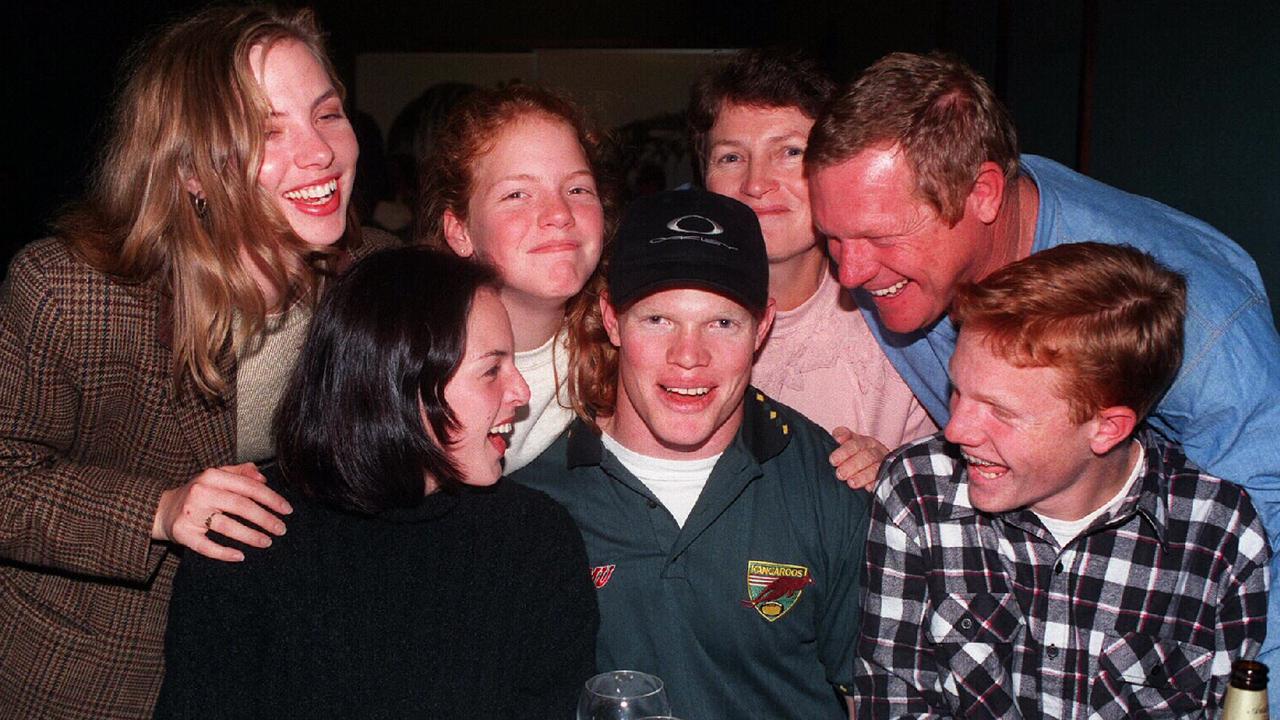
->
753, 269, 936, 450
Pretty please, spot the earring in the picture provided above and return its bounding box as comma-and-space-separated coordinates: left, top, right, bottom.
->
191, 194, 208, 219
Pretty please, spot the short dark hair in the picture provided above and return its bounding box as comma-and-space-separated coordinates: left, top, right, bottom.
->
687, 47, 836, 178
951, 242, 1186, 424
274, 247, 500, 513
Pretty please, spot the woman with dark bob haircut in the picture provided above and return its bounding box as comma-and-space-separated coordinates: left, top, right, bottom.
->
156, 247, 598, 719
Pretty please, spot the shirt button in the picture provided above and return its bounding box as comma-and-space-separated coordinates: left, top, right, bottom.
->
960, 618, 973, 631
1055, 562, 1064, 574
1046, 644, 1059, 659
646, 499, 658, 509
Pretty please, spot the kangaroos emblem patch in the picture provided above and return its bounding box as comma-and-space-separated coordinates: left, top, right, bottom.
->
742, 560, 813, 622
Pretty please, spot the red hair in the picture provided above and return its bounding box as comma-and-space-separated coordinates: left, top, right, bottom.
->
951, 243, 1186, 423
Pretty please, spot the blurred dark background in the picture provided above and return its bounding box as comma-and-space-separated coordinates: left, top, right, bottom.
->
7, 1, 1279, 317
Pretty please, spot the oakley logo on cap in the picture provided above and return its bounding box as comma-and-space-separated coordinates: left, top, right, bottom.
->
649, 214, 736, 251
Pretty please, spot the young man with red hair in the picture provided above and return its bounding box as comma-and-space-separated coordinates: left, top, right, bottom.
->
854, 243, 1268, 719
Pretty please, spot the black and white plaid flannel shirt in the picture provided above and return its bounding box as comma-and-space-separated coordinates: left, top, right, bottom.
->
853, 429, 1269, 719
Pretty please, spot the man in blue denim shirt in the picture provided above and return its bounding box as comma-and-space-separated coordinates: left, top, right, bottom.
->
807, 50, 1280, 710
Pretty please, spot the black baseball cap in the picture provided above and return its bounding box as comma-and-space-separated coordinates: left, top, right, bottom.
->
607, 189, 768, 312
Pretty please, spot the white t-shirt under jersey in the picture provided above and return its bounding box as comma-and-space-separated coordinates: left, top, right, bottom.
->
601, 433, 720, 528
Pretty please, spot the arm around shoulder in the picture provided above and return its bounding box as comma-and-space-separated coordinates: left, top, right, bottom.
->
1167, 297, 1280, 539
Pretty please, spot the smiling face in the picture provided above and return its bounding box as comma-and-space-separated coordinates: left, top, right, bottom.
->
704, 103, 818, 265
441, 288, 531, 486
810, 144, 997, 334
944, 329, 1118, 520
250, 39, 358, 247
602, 287, 774, 460
444, 113, 605, 313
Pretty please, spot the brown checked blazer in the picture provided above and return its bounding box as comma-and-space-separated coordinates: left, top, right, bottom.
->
0, 230, 396, 719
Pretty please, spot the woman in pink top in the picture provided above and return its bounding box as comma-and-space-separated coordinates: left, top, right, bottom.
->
690, 49, 936, 488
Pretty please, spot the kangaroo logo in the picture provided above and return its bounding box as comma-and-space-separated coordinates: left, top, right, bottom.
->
649, 215, 737, 251
742, 561, 813, 622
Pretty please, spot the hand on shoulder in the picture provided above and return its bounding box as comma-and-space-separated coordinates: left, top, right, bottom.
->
152, 462, 292, 562
829, 426, 889, 492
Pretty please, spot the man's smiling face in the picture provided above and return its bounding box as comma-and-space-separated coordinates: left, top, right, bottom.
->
602, 287, 773, 460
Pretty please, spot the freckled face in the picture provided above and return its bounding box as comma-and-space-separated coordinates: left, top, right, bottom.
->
251, 40, 357, 247
943, 330, 1100, 519
704, 103, 817, 264
446, 114, 605, 312
602, 288, 774, 460
809, 145, 990, 334
441, 288, 531, 486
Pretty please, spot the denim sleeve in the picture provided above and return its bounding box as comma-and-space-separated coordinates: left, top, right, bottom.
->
1149, 292, 1280, 713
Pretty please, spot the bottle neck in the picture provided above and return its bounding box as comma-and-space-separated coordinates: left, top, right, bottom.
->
1232, 660, 1270, 692
1221, 685, 1268, 720
1223, 660, 1269, 720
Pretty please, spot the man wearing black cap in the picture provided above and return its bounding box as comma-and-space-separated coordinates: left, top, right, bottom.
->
512, 189, 867, 720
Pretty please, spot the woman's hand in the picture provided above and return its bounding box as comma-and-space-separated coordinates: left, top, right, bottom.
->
829, 426, 889, 492
151, 463, 293, 561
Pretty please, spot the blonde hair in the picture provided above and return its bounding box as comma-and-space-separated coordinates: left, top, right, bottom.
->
58, 5, 358, 398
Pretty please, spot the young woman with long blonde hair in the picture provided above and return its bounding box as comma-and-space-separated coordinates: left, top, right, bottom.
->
0, 6, 391, 717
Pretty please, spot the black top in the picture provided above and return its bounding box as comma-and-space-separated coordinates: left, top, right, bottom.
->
155, 472, 598, 720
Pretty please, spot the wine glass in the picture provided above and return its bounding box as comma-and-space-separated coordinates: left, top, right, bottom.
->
576, 670, 672, 720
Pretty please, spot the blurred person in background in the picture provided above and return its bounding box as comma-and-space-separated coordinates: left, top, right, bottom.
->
376, 82, 478, 238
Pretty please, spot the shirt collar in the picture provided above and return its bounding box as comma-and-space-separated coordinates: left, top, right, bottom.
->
565, 386, 791, 468
939, 427, 1171, 546
1116, 427, 1171, 544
